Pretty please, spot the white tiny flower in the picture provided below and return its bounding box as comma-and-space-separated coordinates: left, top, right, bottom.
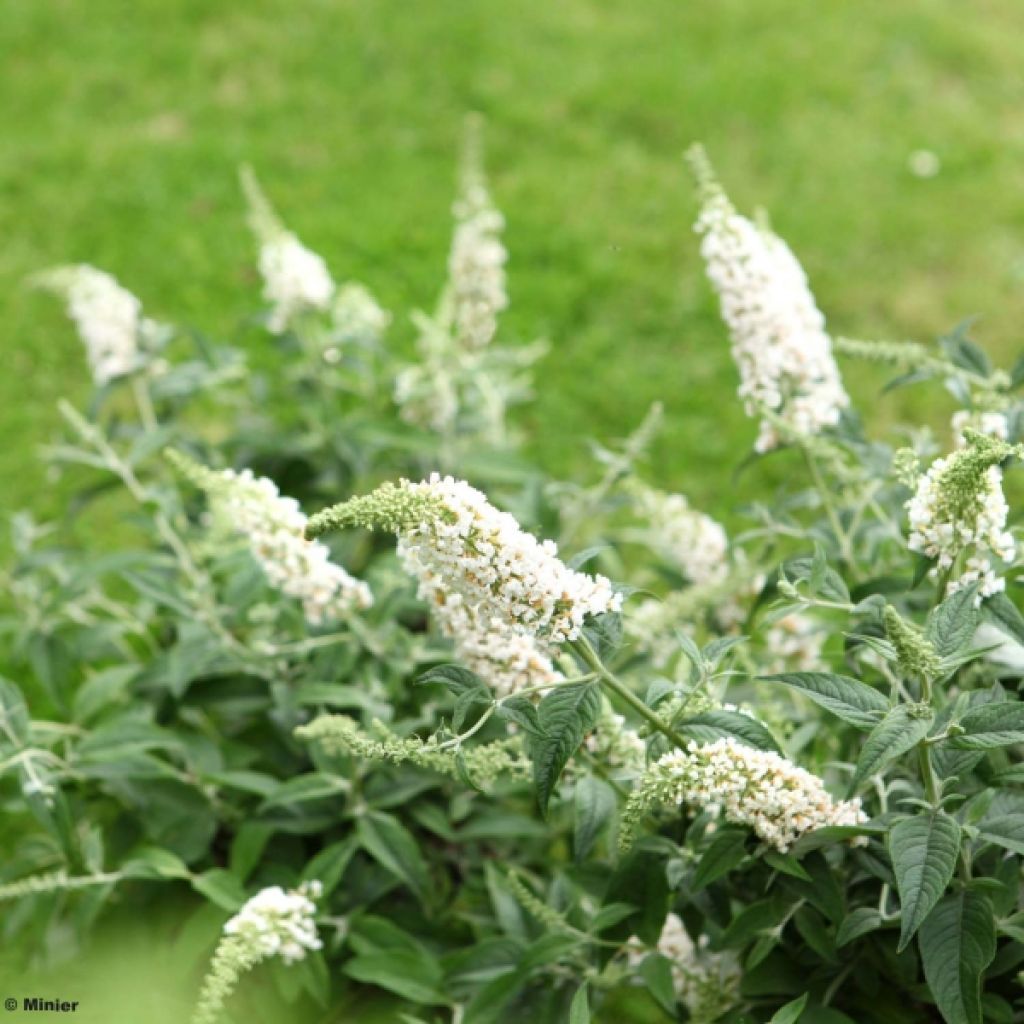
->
223, 882, 322, 964
259, 236, 334, 333
625, 737, 865, 853
194, 464, 372, 623
397, 474, 621, 645
36, 265, 160, 385
692, 157, 848, 452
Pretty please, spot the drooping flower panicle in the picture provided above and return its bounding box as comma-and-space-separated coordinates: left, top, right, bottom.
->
421, 570, 564, 696
447, 114, 509, 352
34, 265, 158, 385
688, 145, 849, 453
307, 474, 621, 645
192, 882, 322, 1024
168, 452, 372, 624
906, 429, 1021, 598
241, 166, 334, 333
621, 736, 865, 852
631, 485, 728, 586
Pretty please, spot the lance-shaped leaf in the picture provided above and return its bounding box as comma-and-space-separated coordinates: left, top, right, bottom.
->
848, 704, 933, 795
761, 672, 889, 730
678, 709, 780, 752
926, 586, 981, 660
948, 702, 1024, 750
918, 891, 995, 1024
977, 813, 1024, 856
528, 682, 602, 817
889, 811, 961, 951
981, 592, 1024, 646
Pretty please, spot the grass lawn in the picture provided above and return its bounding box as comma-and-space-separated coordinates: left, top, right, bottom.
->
3, 1, 1024, 524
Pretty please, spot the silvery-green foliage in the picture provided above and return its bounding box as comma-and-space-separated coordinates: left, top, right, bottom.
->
5, 142, 1024, 1024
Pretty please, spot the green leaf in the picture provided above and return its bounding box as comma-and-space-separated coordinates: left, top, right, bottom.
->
461, 968, 528, 1024
574, 775, 615, 860
260, 772, 350, 810
638, 954, 676, 1015
889, 811, 961, 951
229, 823, 273, 882
918, 891, 996, 1024
770, 993, 809, 1024
190, 868, 247, 911
356, 811, 431, 902
417, 663, 488, 695
927, 586, 981, 659
982, 593, 1024, 646
848, 704, 934, 795
948, 703, 1024, 749
761, 672, 889, 730
343, 950, 447, 1005
977, 814, 1024, 856
528, 682, 602, 816
836, 907, 883, 947
692, 826, 748, 891
568, 984, 590, 1024
678, 709, 781, 752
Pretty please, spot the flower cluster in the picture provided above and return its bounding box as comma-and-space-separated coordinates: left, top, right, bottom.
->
330, 282, 391, 345
635, 913, 741, 1023
307, 474, 621, 644
223, 882, 323, 964
631, 485, 728, 585
241, 167, 334, 333
447, 147, 508, 352
34, 265, 158, 385
688, 146, 848, 453
621, 737, 865, 852
906, 431, 1019, 598
421, 572, 563, 696
763, 611, 827, 673
192, 883, 322, 1024
169, 453, 372, 624
585, 699, 646, 774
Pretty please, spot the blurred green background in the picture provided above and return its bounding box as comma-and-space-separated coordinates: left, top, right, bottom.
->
4, 0, 1024, 525
3, 1, 1024, 1017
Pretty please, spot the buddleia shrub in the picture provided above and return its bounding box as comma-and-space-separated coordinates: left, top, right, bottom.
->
4, 129, 1024, 1024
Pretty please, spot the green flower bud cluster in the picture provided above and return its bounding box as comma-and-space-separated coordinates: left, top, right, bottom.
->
882, 606, 941, 682
305, 482, 449, 540
505, 871, 578, 937
0, 870, 119, 903
937, 430, 1023, 521
295, 714, 529, 787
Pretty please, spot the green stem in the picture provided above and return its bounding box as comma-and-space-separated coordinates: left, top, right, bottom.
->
570, 637, 690, 752
917, 742, 940, 808
801, 445, 855, 568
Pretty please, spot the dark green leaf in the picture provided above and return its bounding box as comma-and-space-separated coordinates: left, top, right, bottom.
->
343, 950, 447, 1005
678, 709, 780, 752
949, 703, 1024, 750
528, 682, 602, 816
849, 705, 934, 795
889, 811, 961, 951
927, 587, 981, 659
918, 891, 995, 1024
770, 992, 809, 1024
761, 672, 888, 730
692, 827, 748, 891
977, 814, 1024, 856
356, 811, 431, 902
574, 775, 615, 861
836, 907, 883, 947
